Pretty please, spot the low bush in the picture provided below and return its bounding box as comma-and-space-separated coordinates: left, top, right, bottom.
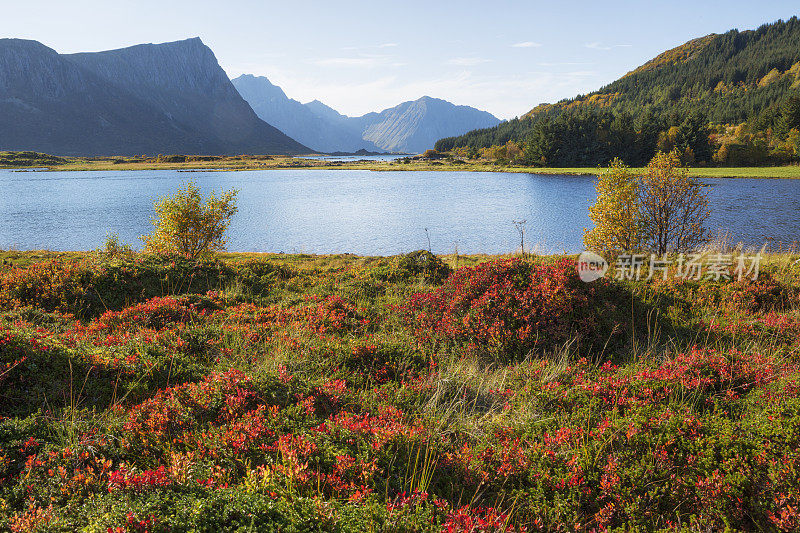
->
392, 250, 452, 283
401, 258, 620, 360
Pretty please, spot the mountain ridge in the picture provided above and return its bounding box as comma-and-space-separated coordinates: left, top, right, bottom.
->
0, 38, 309, 156
233, 76, 501, 153
232, 74, 378, 153
0, 38, 197, 155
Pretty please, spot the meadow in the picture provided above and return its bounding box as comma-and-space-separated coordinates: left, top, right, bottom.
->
1, 248, 800, 531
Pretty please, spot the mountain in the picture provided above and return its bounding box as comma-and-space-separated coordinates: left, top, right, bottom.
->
231, 74, 377, 153
233, 76, 502, 154
0, 38, 308, 156
0, 38, 187, 155
303, 99, 351, 125
352, 96, 502, 153
435, 17, 800, 166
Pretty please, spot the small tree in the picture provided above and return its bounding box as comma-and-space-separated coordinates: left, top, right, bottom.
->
639, 151, 709, 254
98, 232, 134, 259
583, 158, 642, 253
141, 182, 238, 259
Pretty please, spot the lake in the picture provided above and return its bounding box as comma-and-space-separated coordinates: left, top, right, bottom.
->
1, 169, 798, 255
300, 154, 408, 163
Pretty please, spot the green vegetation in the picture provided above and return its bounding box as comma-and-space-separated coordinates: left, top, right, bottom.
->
0, 151, 67, 167
141, 182, 239, 260
0, 153, 295, 172
1, 247, 800, 530
3, 150, 800, 178
583, 158, 641, 252
436, 17, 800, 168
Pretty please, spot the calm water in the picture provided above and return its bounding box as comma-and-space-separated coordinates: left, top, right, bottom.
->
1, 169, 798, 255
300, 154, 408, 163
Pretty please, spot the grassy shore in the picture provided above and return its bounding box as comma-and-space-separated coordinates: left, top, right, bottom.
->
2, 248, 800, 530
3, 151, 800, 178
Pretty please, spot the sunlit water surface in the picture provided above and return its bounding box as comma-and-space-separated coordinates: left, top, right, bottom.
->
1, 169, 798, 254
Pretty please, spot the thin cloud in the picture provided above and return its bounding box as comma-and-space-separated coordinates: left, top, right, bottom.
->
564, 70, 596, 77
311, 54, 400, 68
338, 43, 398, 51
511, 41, 541, 48
538, 61, 592, 67
447, 57, 491, 66
313, 57, 380, 67
585, 42, 633, 50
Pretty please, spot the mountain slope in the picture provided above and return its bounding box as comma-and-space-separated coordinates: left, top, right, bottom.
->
303, 99, 351, 125
65, 39, 308, 155
436, 17, 800, 165
0, 39, 196, 155
0, 38, 308, 156
234, 75, 502, 154
231, 74, 376, 153
353, 96, 502, 153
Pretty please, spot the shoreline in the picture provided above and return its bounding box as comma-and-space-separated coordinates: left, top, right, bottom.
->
2, 155, 800, 178
3, 249, 798, 266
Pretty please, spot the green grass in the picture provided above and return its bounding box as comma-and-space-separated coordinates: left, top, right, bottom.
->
0, 151, 67, 167
2, 150, 800, 178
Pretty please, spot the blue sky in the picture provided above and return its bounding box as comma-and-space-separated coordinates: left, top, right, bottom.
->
2, 1, 797, 119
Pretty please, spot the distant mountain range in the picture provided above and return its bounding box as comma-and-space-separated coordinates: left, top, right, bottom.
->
0, 36, 501, 156
0, 38, 308, 156
231, 74, 377, 153
232, 74, 502, 153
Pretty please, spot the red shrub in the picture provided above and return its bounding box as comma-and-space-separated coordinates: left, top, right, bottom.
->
0, 259, 95, 313
123, 369, 258, 446
442, 505, 518, 532
402, 259, 605, 359
107, 466, 171, 491
79, 296, 207, 335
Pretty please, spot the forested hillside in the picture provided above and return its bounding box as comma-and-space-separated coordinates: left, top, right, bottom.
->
436, 17, 800, 167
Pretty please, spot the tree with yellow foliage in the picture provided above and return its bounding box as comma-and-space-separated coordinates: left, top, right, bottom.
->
583, 158, 642, 252
141, 182, 238, 260
639, 151, 709, 254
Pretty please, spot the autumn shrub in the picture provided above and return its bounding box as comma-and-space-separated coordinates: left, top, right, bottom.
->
0, 259, 95, 315
141, 181, 238, 260
0, 319, 205, 417
82, 295, 215, 335
649, 268, 796, 320
0, 256, 296, 318
231, 260, 295, 298
583, 158, 641, 252
97, 232, 135, 259
392, 250, 452, 283
402, 258, 620, 361
0, 323, 77, 417
343, 341, 427, 386
83, 256, 232, 315
584, 151, 710, 254
712, 270, 796, 312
